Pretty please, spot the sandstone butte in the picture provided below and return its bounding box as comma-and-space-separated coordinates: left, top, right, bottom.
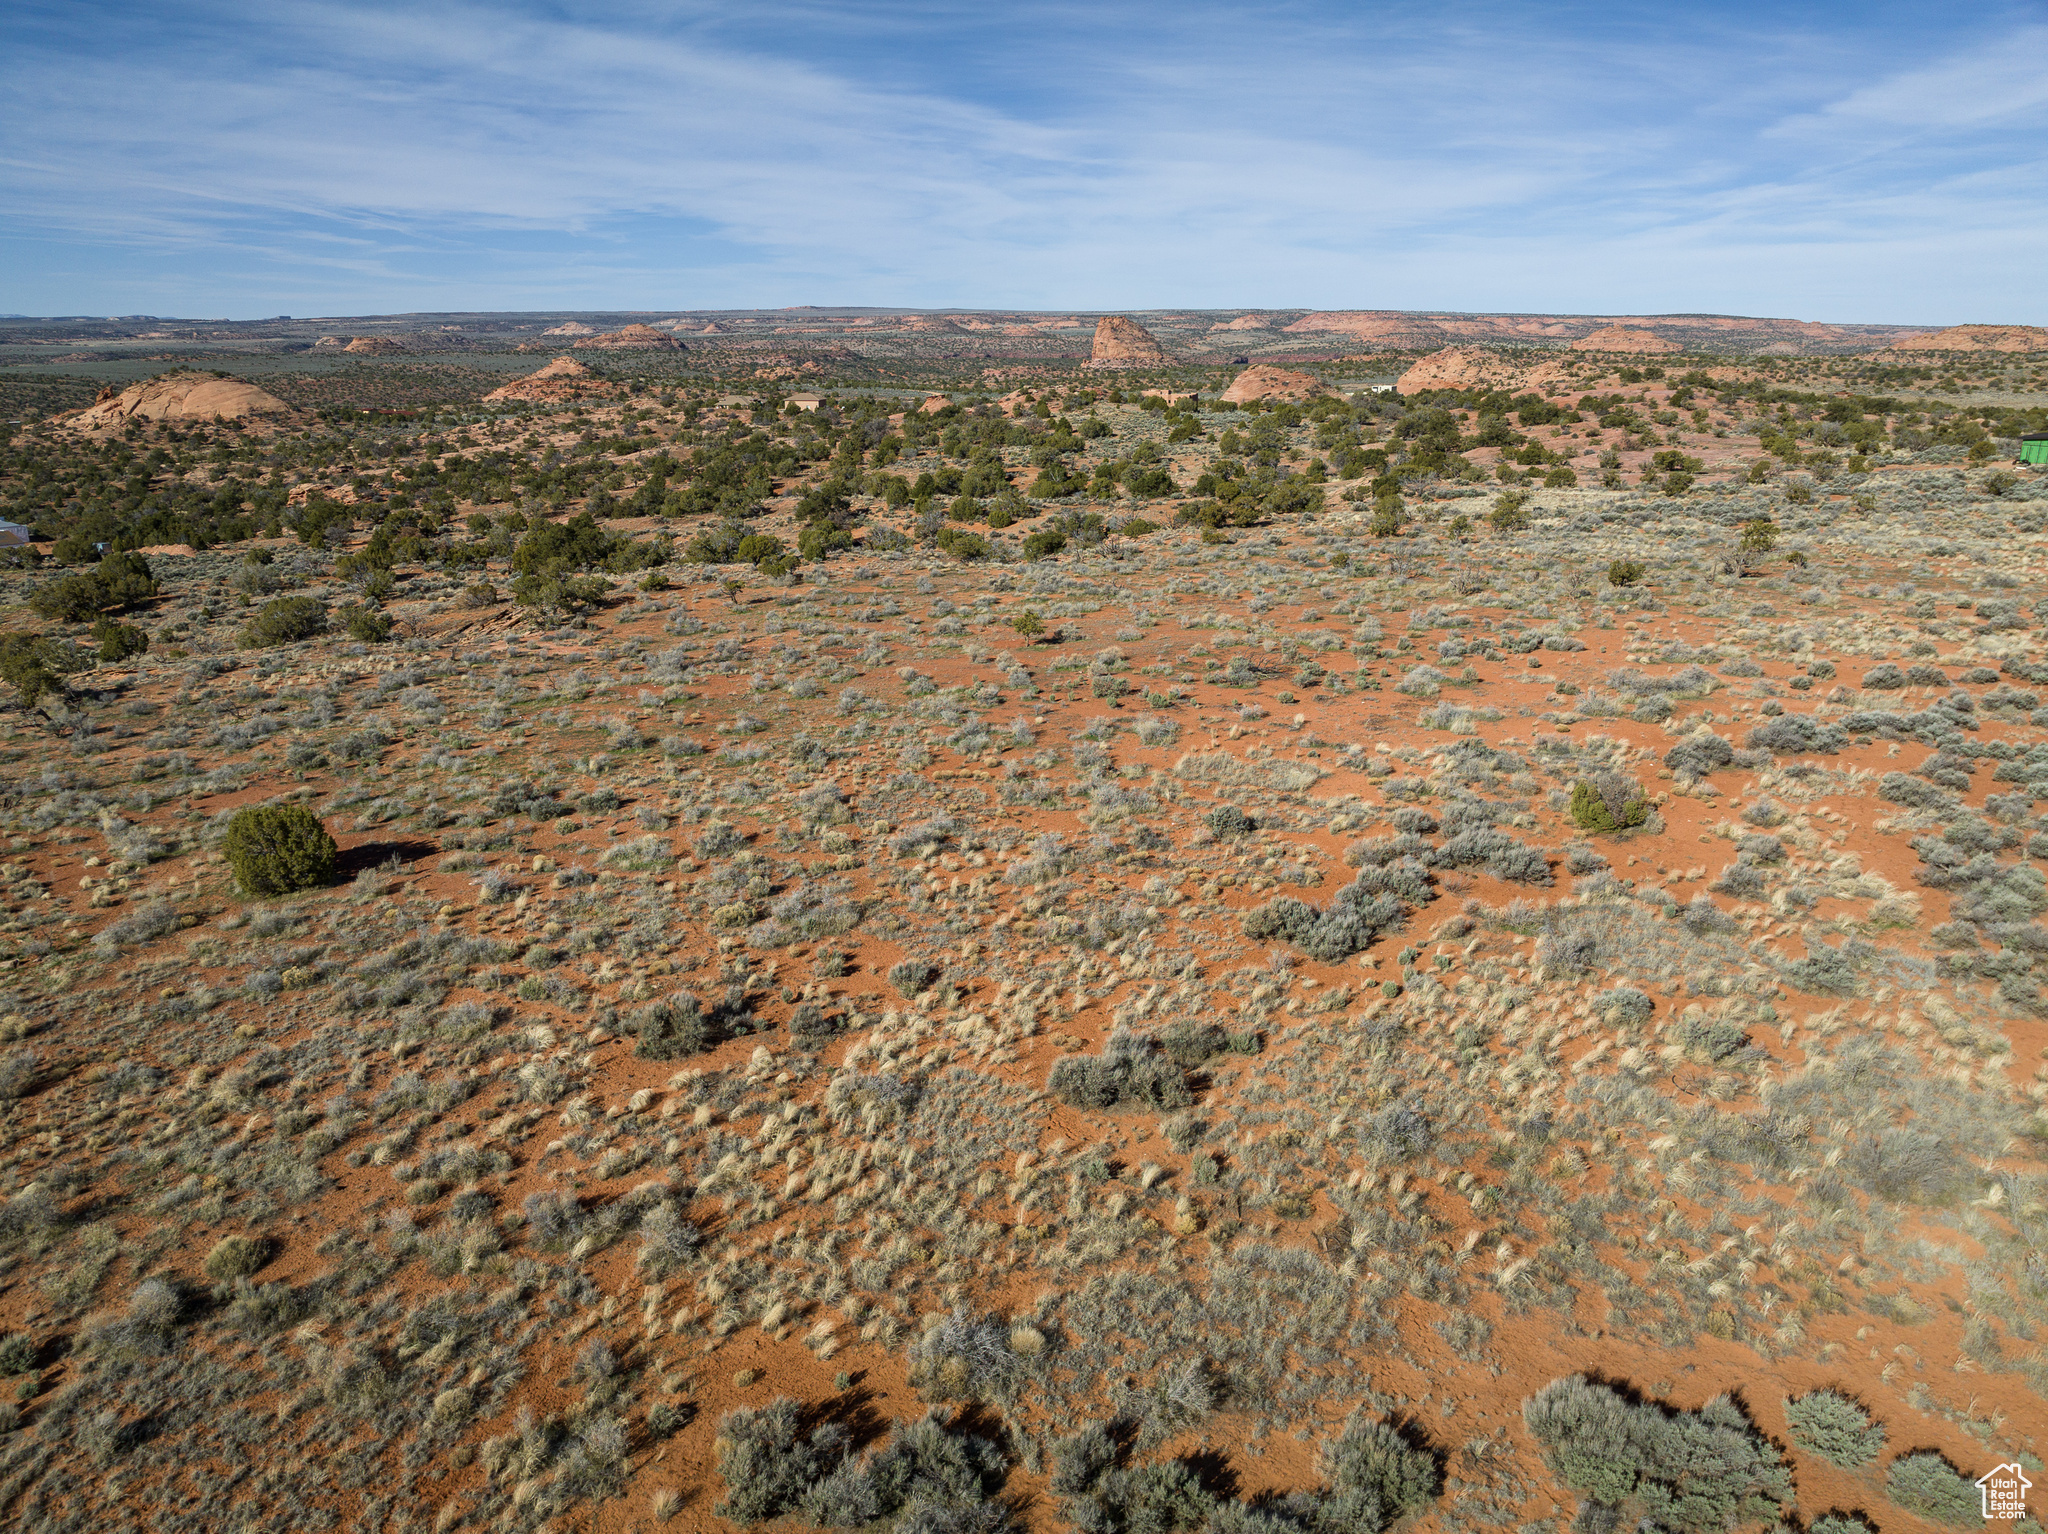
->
341, 336, 407, 355
482, 357, 615, 404
1219, 364, 1337, 404
572, 324, 682, 351
1886, 323, 2048, 353
1208, 315, 1272, 331
541, 321, 598, 336
1088, 315, 1169, 368
1570, 325, 1682, 354
1395, 347, 1572, 394
62, 374, 294, 434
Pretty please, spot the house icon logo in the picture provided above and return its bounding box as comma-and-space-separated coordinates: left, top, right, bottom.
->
1976, 1462, 2032, 1521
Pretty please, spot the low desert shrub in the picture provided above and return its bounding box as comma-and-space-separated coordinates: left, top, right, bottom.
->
1664, 731, 1735, 778
1784, 1390, 1884, 1468
1569, 773, 1649, 833
1885, 1451, 1979, 1528
238, 595, 327, 649
716, 1398, 851, 1525
1047, 1029, 1191, 1110
202, 1235, 269, 1285
1523, 1375, 1792, 1533
222, 804, 338, 895
635, 993, 713, 1060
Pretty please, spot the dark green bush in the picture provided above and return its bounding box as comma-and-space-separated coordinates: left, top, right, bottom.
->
1607, 559, 1645, 587
28, 551, 157, 623
90, 619, 149, 661
0, 632, 85, 707
222, 804, 338, 895
238, 596, 327, 648
1022, 529, 1067, 559
339, 605, 393, 642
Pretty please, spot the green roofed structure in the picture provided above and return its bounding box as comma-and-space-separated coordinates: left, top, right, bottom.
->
2022, 433, 2048, 466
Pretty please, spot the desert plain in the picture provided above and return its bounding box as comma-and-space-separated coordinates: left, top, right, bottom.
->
0, 309, 2044, 1534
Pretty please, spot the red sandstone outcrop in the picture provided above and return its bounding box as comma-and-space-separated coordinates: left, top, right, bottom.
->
62, 373, 295, 433
1569, 325, 1681, 354
1886, 324, 2048, 353
1219, 365, 1336, 403
1088, 316, 1169, 368
483, 357, 617, 403
572, 324, 681, 351
343, 336, 407, 355
1394, 348, 1585, 394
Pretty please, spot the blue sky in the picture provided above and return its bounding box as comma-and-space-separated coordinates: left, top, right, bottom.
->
3, 2, 2044, 322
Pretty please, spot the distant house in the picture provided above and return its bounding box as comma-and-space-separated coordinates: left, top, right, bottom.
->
788, 394, 823, 411
2022, 432, 2048, 466
1976, 1462, 2032, 1521
0, 521, 31, 547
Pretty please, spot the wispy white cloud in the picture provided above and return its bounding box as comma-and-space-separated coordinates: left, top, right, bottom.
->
0, 1, 2041, 319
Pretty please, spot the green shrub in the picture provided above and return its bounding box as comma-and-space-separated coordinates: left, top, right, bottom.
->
1022, 530, 1067, 559
1607, 559, 1646, 587
1047, 1031, 1191, 1111
1569, 774, 1649, 833
1544, 465, 1579, 487
1370, 500, 1402, 537
0, 1334, 35, 1374
238, 596, 327, 648
798, 523, 852, 559
1523, 1375, 1792, 1533
203, 1235, 269, 1285
1320, 1417, 1442, 1529
221, 804, 338, 895
716, 1398, 847, 1525
934, 527, 990, 561
1885, 1451, 1979, 1527
635, 994, 712, 1061
1784, 1390, 1883, 1468
1739, 517, 1778, 552
0, 632, 85, 707
28, 551, 157, 623
1011, 609, 1045, 639
1490, 491, 1531, 531
90, 619, 149, 661
338, 605, 393, 642
1206, 804, 1252, 838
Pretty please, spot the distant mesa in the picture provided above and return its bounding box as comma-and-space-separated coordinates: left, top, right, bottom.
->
900, 315, 967, 334
63, 373, 294, 433
1088, 315, 1169, 369
1209, 315, 1271, 332
1570, 325, 1681, 354
1285, 312, 1452, 349
573, 323, 682, 351
1886, 324, 2048, 353
542, 322, 599, 336
1396, 347, 1573, 394
1220, 365, 1336, 404
483, 357, 615, 403
342, 336, 408, 355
